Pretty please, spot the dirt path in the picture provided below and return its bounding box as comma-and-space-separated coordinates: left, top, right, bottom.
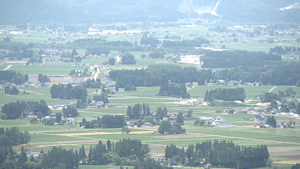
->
3, 65, 12, 70
269, 86, 277, 93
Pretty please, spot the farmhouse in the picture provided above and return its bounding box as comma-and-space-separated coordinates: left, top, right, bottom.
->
212, 120, 230, 127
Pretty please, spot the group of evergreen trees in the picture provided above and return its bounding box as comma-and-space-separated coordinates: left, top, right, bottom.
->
0, 70, 28, 85
165, 140, 269, 168
92, 93, 109, 104
80, 115, 125, 128
109, 64, 213, 90
50, 83, 87, 100
121, 53, 136, 64
148, 51, 164, 59
202, 50, 281, 68
159, 84, 190, 99
87, 139, 149, 166
266, 116, 277, 128
260, 92, 281, 103
158, 120, 186, 135
83, 78, 101, 88
42, 146, 79, 169
269, 46, 300, 55
37, 74, 50, 83
4, 86, 19, 95
126, 103, 151, 119
0, 127, 31, 146
204, 88, 246, 102
1, 100, 49, 119
62, 106, 78, 117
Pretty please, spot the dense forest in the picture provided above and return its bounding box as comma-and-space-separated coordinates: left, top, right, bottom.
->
165, 140, 269, 168
201, 50, 281, 68
109, 64, 214, 90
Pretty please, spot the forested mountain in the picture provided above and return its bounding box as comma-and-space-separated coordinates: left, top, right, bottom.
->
1, 0, 299, 23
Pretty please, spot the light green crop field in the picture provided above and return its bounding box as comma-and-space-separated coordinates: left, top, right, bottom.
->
1, 25, 300, 168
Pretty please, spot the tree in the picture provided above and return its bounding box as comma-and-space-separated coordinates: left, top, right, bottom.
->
108, 58, 115, 65
122, 127, 131, 134
107, 139, 111, 151
112, 154, 121, 165
144, 116, 155, 125
56, 113, 62, 123
71, 49, 78, 57
18, 147, 27, 167
176, 112, 184, 125
266, 116, 277, 128
270, 100, 278, 110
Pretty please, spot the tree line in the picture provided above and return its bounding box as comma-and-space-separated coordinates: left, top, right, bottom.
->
87, 138, 149, 166
126, 103, 151, 119
0, 70, 28, 85
109, 64, 214, 90
1, 100, 50, 119
158, 120, 186, 135
204, 88, 246, 102
4, 86, 19, 95
159, 83, 190, 99
50, 83, 87, 101
80, 115, 125, 128
37, 74, 50, 83
202, 50, 281, 69
83, 78, 101, 88
164, 140, 269, 168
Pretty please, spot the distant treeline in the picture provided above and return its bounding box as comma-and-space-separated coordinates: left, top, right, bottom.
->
201, 50, 281, 68
269, 46, 300, 55
109, 64, 214, 90
217, 61, 300, 86
162, 37, 209, 48
0, 70, 28, 85
204, 88, 246, 102
80, 115, 125, 128
165, 140, 269, 168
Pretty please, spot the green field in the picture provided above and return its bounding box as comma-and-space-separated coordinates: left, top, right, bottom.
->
1, 24, 300, 168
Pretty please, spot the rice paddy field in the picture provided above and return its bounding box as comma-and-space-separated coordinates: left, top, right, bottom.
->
1, 24, 300, 168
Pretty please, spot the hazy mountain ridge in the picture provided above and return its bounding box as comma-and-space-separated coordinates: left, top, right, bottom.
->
0, 0, 299, 23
